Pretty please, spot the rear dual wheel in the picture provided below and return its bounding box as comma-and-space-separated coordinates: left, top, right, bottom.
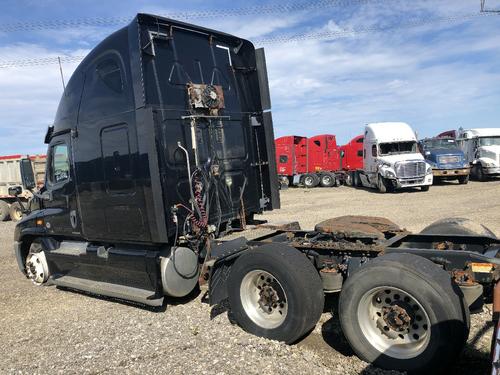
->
228, 244, 324, 343
302, 174, 320, 188
320, 173, 336, 187
339, 253, 469, 374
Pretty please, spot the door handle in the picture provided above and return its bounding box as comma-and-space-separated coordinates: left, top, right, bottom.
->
70, 210, 78, 229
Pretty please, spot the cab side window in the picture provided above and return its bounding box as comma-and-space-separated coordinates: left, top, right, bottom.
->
50, 144, 70, 184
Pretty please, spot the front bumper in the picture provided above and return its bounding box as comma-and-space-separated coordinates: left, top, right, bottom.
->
484, 167, 500, 176
395, 174, 433, 188
433, 168, 470, 178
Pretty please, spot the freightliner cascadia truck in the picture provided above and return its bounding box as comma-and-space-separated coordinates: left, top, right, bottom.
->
350, 122, 434, 193
9, 14, 500, 374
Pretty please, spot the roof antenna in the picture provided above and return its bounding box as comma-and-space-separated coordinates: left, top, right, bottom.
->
57, 56, 66, 92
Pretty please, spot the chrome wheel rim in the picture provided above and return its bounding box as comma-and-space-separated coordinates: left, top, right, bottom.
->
322, 176, 332, 185
240, 270, 288, 329
304, 176, 314, 186
26, 253, 48, 285
357, 286, 431, 359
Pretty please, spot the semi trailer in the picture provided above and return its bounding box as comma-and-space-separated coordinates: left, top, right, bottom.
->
10, 14, 500, 374
275, 134, 343, 188
0, 154, 46, 221
350, 122, 434, 193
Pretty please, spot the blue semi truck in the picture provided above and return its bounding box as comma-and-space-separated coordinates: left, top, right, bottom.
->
419, 137, 470, 184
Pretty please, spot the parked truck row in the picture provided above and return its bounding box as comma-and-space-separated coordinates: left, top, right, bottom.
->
276, 123, 500, 192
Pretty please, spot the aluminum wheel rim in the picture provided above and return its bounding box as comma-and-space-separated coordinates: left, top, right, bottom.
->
240, 270, 288, 329
26, 253, 48, 285
357, 286, 431, 359
304, 176, 314, 186
322, 176, 332, 185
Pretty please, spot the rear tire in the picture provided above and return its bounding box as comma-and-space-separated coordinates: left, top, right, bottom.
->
339, 253, 469, 374
0, 200, 10, 221
302, 174, 319, 188
421, 217, 497, 238
320, 173, 335, 187
457, 175, 469, 185
9, 202, 23, 222
228, 244, 324, 343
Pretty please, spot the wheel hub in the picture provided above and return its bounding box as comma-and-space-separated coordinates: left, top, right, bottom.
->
25, 253, 49, 285
382, 304, 412, 332
358, 286, 431, 359
240, 270, 288, 329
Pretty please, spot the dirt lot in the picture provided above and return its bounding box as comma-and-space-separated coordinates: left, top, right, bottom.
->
1, 180, 499, 374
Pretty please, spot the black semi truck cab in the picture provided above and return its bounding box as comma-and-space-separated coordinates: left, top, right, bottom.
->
14, 13, 279, 303
11, 14, 500, 375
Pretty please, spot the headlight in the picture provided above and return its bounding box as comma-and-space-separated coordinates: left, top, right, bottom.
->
485, 162, 497, 168
385, 170, 395, 178
426, 165, 432, 174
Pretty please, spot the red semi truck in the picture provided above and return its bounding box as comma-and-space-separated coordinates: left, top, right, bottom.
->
339, 135, 364, 172
275, 134, 342, 188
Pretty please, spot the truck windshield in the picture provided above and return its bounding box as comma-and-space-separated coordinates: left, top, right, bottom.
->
379, 141, 417, 155
478, 136, 500, 146
423, 139, 457, 149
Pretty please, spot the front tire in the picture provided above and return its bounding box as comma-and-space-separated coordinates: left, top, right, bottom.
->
421, 185, 430, 191
474, 164, 487, 181
339, 253, 469, 374
9, 202, 23, 222
0, 200, 10, 221
458, 175, 469, 184
377, 175, 387, 193
228, 244, 324, 343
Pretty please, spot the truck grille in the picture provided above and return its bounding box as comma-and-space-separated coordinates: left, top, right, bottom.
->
438, 155, 460, 164
395, 161, 426, 178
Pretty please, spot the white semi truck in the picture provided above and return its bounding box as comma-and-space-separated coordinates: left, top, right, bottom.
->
457, 128, 500, 181
0, 155, 45, 221
351, 122, 433, 193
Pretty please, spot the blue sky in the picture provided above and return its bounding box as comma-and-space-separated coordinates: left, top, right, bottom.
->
1, 0, 500, 154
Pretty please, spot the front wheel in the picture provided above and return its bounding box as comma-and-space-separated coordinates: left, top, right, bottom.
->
0, 200, 10, 221
474, 164, 487, 181
421, 185, 430, 191
458, 175, 469, 184
227, 244, 324, 343
9, 202, 23, 222
339, 253, 469, 373
377, 175, 387, 193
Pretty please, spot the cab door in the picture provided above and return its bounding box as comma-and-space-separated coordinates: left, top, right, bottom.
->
43, 133, 81, 236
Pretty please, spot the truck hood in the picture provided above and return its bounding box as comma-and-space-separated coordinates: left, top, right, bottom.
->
377, 153, 424, 166
424, 148, 464, 164
479, 145, 500, 159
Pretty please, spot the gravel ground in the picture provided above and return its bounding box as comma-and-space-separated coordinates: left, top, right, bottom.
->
1, 180, 499, 374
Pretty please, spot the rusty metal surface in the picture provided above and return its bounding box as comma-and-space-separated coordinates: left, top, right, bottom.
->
256, 221, 302, 231
494, 281, 500, 314
452, 269, 476, 286
187, 83, 225, 115
315, 215, 404, 239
